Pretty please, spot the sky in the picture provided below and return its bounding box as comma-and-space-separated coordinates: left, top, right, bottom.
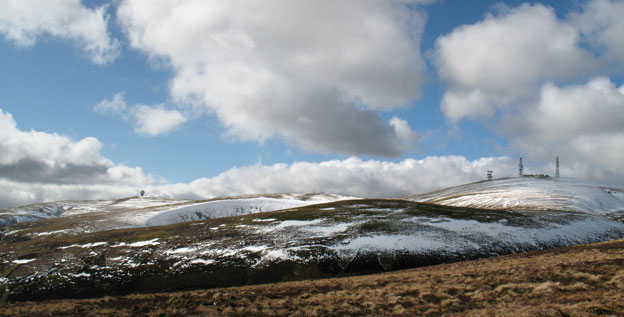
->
0, 0, 623, 208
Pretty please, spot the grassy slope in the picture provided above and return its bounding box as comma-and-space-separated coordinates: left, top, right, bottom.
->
1, 238, 622, 316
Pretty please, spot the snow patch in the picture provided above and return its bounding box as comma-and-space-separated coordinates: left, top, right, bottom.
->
307, 222, 353, 236
189, 258, 215, 265
241, 245, 268, 252
59, 242, 107, 249
128, 239, 159, 247
253, 218, 277, 222
336, 234, 451, 253
166, 246, 199, 255
272, 219, 324, 229
258, 249, 301, 264
35, 229, 71, 236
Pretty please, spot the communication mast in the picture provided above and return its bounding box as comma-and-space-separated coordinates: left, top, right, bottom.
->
518, 157, 523, 177
487, 170, 493, 181
555, 157, 560, 178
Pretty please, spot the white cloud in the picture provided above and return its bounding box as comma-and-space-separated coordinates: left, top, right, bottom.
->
0, 0, 119, 64
570, 0, 624, 66
526, 78, 624, 144
93, 93, 127, 115
0, 108, 158, 208
0, 110, 106, 167
434, 3, 598, 122
117, 0, 425, 156
93, 93, 187, 137
1, 107, 520, 208
132, 105, 187, 136
440, 89, 489, 122
503, 77, 624, 183
389, 116, 420, 152
151, 156, 516, 200
9, 101, 622, 210
432, 2, 624, 187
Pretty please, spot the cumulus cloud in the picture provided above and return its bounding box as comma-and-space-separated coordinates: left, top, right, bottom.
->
1, 106, 520, 208
0, 179, 155, 210
431, 1, 624, 186
117, 0, 425, 156
132, 105, 187, 136
434, 3, 597, 121
0, 111, 106, 169
570, 0, 624, 66
389, 117, 421, 151
93, 93, 187, 136
93, 92, 127, 115
0, 0, 119, 64
503, 77, 624, 183
150, 156, 516, 200
434, 0, 624, 123
0, 108, 158, 208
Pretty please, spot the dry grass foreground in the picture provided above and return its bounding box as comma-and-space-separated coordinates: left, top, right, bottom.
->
1, 238, 623, 316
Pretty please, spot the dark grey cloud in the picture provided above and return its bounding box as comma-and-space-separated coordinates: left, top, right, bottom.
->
0, 109, 157, 208
0, 159, 109, 184
259, 90, 417, 156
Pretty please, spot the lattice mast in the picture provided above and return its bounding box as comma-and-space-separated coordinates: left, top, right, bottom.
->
518, 157, 523, 176
555, 157, 560, 178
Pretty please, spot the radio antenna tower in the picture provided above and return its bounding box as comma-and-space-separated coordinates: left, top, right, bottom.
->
518, 157, 523, 177
555, 157, 559, 178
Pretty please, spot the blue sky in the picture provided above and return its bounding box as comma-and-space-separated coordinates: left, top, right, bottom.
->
0, 0, 623, 208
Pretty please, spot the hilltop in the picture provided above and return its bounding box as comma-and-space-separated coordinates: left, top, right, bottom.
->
408, 176, 624, 216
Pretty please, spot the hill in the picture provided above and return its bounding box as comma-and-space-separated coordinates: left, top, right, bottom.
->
0, 193, 354, 231
1, 178, 624, 303
1, 237, 623, 316
2, 198, 623, 302
408, 176, 624, 216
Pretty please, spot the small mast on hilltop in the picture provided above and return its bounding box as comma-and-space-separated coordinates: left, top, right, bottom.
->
555, 156, 560, 178
518, 157, 523, 177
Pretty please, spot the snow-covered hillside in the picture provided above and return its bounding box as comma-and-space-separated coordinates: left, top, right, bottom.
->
0, 193, 357, 231
408, 177, 624, 215
3, 198, 624, 301
134, 194, 356, 227
3, 178, 624, 301
0, 197, 190, 225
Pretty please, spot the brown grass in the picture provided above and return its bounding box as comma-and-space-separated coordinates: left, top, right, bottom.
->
1, 238, 624, 316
